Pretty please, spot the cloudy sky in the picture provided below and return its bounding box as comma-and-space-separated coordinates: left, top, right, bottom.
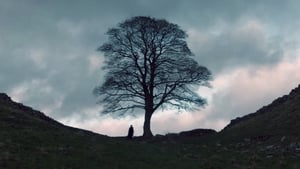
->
1, 0, 300, 136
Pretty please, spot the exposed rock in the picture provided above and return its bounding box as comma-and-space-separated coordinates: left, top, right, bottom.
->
288, 142, 300, 151
179, 128, 216, 137
155, 134, 164, 138
280, 136, 286, 142
216, 143, 221, 147
266, 145, 274, 149
165, 133, 178, 137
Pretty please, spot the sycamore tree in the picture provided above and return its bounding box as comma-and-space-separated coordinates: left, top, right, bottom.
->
94, 16, 212, 137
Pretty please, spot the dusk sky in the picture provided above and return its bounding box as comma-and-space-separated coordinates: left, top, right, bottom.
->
1, 0, 300, 136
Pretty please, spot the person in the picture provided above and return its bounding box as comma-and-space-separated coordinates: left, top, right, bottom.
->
127, 125, 134, 139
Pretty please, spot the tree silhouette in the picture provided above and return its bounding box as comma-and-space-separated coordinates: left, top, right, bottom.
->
94, 16, 212, 137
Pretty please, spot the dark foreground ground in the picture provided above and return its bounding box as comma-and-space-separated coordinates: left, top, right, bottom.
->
1, 125, 300, 169
1, 90, 300, 169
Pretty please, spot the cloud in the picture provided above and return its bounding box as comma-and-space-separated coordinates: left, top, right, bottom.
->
28, 49, 47, 70
187, 17, 283, 74
201, 54, 300, 123
1, 0, 300, 136
9, 79, 65, 115
88, 54, 104, 75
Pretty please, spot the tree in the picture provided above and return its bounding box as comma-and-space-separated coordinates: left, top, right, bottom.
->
94, 16, 212, 137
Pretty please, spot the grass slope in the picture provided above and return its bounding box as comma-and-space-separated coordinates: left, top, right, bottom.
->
1, 88, 300, 169
220, 85, 300, 143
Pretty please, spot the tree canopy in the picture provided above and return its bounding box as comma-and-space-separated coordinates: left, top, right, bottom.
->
94, 16, 212, 137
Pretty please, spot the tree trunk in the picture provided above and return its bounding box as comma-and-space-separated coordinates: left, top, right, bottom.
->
143, 108, 153, 138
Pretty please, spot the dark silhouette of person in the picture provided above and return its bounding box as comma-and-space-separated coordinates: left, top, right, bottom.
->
127, 125, 134, 139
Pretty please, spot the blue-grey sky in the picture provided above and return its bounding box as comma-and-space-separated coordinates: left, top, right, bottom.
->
1, 0, 300, 136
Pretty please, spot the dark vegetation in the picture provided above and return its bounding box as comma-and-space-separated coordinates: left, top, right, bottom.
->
1, 85, 300, 168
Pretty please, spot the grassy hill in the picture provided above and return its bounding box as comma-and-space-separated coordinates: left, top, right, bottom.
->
1, 84, 300, 169
220, 85, 300, 144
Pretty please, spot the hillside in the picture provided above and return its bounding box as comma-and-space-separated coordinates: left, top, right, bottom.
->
0, 93, 64, 129
218, 85, 300, 160
0, 93, 110, 169
222, 84, 300, 138
1, 89, 300, 169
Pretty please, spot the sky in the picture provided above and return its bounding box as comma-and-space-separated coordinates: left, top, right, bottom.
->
1, 0, 300, 136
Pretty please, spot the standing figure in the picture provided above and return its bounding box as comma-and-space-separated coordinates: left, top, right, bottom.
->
127, 125, 134, 139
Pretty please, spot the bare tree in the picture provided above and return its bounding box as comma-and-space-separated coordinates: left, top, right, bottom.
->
94, 16, 212, 137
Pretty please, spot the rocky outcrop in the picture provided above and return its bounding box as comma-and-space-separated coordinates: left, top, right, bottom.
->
179, 128, 216, 137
